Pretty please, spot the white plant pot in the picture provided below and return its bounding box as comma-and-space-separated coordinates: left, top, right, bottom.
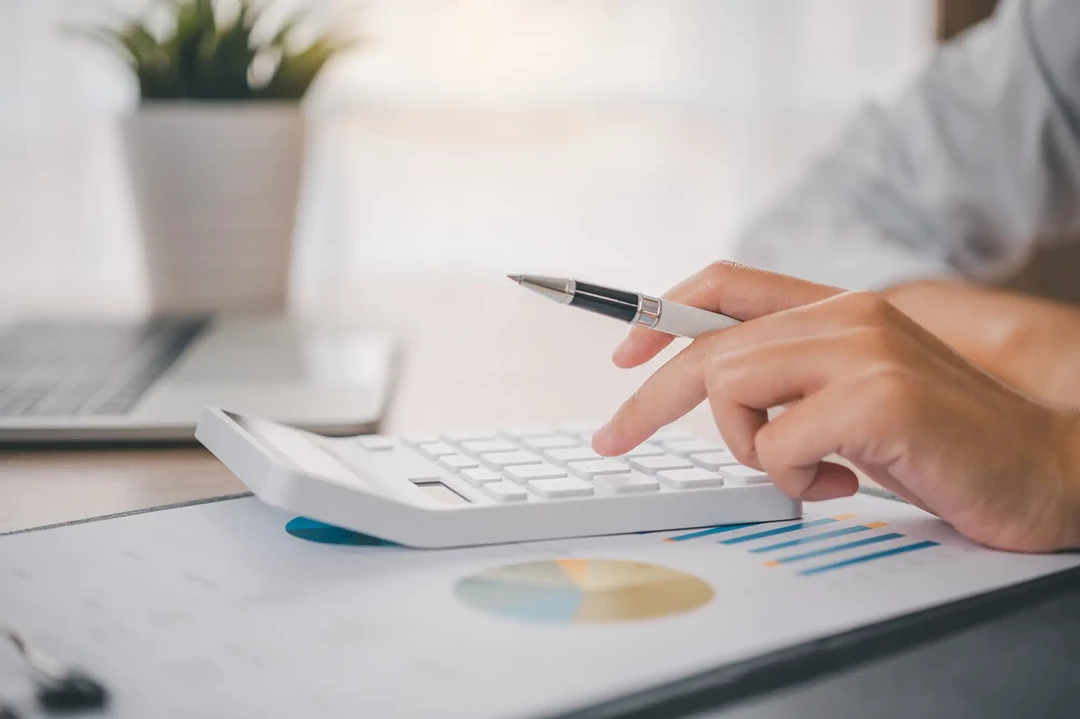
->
123, 103, 305, 313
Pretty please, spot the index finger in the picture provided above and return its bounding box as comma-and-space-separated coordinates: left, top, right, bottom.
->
612, 261, 843, 368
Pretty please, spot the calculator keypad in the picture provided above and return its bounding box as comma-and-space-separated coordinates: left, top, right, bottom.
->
460, 467, 503, 486
483, 482, 528, 502
438, 454, 480, 470
528, 477, 594, 499
459, 439, 517, 455
690, 450, 740, 470
592, 472, 660, 494
480, 450, 544, 469
566, 459, 633, 480
543, 446, 601, 466
718, 465, 770, 484
662, 438, 727, 456
504, 463, 568, 483
627, 454, 695, 475
656, 467, 725, 490
356, 424, 765, 503
619, 442, 666, 458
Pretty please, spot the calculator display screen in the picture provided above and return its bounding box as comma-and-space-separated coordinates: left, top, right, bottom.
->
232, 414, 369, 489
415, 482, 471, 506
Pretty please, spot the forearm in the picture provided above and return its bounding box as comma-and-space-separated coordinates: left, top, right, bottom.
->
885, 280, 1080, 409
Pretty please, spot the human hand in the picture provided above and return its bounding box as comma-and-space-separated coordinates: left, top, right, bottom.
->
884, 280, 1080, 409
594, 262, 1080, 552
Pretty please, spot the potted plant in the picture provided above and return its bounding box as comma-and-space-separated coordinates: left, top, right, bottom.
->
79, 0, 357, 313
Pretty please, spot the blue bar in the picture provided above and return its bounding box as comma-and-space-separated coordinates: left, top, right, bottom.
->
799, 540, 940, 576
751, 525, 870, 553
721, 517, 837, 545
772, 533, 904, 564
666, 523, 758, 542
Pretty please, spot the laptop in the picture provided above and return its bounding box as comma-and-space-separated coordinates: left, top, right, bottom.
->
0, 315, 398, 444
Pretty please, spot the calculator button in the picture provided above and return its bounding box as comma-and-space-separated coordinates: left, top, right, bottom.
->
480, 450, 543, 470
566, 459, 631, 479
618, 442, 666, 458
356, 436, 396, 451
592, 472, 660, 494
663, 438, 726, 456
483, 482, 528, 502
651, 426, 694, 441
544, 446, 601, 466
528, 477, 594, 499
520, 434, 580, 451
503, 463, 567, 483
417, 442, 458, 458
690, 450, 741, 470
628, 454, 695, 475
718, 465, 770, 484
460, 467, 503, 486
441, 429, 498, 442
501, 426, 558, 438
459, 439, 518, 455
656, 468, 725, 490
439, 454, 480, 470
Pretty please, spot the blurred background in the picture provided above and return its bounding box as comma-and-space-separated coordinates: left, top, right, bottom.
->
0, 0, 944, 317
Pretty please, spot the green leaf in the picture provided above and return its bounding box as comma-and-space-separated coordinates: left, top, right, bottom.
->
205, 8, 257, 98
117, 24, 173, 97
261, 37, 334, 99
66, 0, 357, 101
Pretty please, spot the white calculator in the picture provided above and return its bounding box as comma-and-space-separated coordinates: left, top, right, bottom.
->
196, 408, 801, 548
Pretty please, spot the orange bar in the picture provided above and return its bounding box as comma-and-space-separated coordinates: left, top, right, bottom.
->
864, 521, 889, 529
832, 513, 858, 520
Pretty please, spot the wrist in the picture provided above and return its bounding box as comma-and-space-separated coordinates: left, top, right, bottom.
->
883, 280, 1013, 360
885, 281, 1079, 403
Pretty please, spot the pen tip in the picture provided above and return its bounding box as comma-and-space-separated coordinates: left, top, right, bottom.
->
506, 274, 524, 284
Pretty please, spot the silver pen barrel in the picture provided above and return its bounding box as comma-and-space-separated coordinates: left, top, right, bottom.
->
632, 294, 662, 329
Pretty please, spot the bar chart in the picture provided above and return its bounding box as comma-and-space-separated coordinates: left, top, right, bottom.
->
665, 512, 940, 576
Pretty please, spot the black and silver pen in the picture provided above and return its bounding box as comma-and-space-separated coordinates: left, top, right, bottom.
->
508, 275, 740, 338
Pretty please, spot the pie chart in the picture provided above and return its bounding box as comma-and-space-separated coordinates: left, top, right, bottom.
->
455, 559, 713, 623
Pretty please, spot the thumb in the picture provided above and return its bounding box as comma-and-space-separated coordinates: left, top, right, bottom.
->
613, 262, 843, 368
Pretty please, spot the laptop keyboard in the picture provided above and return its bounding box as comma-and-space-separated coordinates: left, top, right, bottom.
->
0, 318, 208, 418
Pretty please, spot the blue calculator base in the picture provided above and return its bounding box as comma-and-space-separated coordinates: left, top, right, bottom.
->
284, 517, 395, 546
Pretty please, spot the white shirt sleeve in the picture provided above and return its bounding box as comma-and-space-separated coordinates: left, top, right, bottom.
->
733, 0, 1080, 291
